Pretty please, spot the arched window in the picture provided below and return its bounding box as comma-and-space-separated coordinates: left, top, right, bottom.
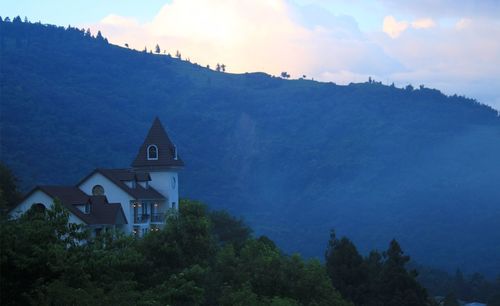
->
92, 185, 105, 196
33, 203, 46, 214
147, 144, 158, 160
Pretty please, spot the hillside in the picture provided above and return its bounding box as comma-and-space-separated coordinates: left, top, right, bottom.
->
1, 19, 500, 275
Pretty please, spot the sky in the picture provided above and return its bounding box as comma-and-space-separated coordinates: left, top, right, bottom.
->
2, 0, 500, 110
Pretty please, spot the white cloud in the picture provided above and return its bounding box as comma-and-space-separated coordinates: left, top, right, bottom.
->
383, 15, 408, 38
374, 16, 500, 108
411, 18, 436, 29
455, 18, 472, 30
377, 0, 500, 18
89, 0, 401, 80
87, 0, 500, 110
383, 16, 437, 38
100, 14, 139, 28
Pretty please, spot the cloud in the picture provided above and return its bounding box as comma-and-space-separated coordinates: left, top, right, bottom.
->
455, 18, 472, 30
89, 0, 402, 81
377, 0, 500, 18
100, 14, 139, 28
383, 15, 408, 38
411, 18, 435, 29
374, 17, 500, 108
383, 16, 437, 38
88, 0, 500, 110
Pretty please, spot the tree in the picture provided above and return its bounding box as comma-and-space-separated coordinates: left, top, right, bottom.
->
0, 200, 88, 305
85, 28, 91, 37
138, 199, 215, 285
210, 210, 252, 249
175, 50, 181, 59
95, 30, 105, 42
155, 44, 160, 54
216, 63, 221, 72
221, 64, 226, 72
0, 163, 22, 215
325, 230, 368, 304
124, 43, 129, 48
280, 72, 290, 79
377, 239, 429, 306
442, 293, 459, 306
489, 293, 500, 306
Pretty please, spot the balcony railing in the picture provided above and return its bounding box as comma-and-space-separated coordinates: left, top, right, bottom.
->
133, 214, 149, 224
150, 213, 165, 223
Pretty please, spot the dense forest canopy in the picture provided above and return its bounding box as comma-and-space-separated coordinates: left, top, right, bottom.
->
1, 18, 500, 277
1, 165, 499, 305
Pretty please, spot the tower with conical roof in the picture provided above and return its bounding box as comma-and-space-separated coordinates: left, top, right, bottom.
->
132, 117, 184, 210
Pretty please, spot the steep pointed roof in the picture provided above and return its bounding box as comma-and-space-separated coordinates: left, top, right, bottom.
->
131, 117, 184, 169
16, 186, 127, 225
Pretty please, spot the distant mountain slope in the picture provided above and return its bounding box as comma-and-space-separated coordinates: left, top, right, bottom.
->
1, 19, 499, 275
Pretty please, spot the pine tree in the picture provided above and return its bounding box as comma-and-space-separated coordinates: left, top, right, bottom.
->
325, 230, 368, 304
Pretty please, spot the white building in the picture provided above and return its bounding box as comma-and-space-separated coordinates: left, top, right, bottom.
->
10, 118, 184, 237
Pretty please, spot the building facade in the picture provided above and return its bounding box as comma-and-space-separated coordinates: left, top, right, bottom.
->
10, 118, 184, 237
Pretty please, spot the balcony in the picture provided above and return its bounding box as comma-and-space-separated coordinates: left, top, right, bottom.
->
150, 213, 165, 223
133, 214, 149, 224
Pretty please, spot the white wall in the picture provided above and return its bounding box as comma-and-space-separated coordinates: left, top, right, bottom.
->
78, 172, 135, 234
148, 170, 179, 212
9, 190, 85, 225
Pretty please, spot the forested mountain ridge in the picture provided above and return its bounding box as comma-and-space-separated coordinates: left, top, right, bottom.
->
1, 18, 500, 276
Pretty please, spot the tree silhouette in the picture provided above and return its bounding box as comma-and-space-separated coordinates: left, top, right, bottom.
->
175, 50, 181, 59
281, 72, 290, 79
216, 63, 221, 72
221, 64, 226, 72
155, 44, 160, 54
96, 31, 104, 41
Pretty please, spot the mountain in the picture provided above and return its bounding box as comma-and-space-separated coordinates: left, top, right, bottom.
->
1, 18, 499, 276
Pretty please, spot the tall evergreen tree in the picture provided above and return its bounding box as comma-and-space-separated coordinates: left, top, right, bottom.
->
377, 239, 429, 306
325, 230, 368, 304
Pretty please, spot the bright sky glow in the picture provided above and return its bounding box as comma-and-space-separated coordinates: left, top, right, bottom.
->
1, 0, 499, 110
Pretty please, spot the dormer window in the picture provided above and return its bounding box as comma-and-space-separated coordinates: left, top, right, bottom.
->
147, 144, 158, 160
92, 185, 104, 196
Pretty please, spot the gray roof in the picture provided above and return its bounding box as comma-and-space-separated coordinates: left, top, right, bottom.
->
30, 186, 127, 225
131, 117, 184, 169
79, 168, 166, 200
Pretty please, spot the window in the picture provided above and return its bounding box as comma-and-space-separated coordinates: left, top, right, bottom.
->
92, 185, 104, 196
171, 202, 177, 209
147, 144, 158, 160
173, 145, 178, 160
84, 202, 91, 214
33, 203, 46, 214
